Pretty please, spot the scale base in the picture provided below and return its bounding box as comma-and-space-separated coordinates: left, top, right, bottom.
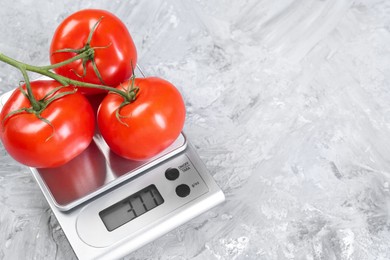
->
32, 142, 225, 260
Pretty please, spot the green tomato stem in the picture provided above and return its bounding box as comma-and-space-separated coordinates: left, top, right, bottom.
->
20, 66, 41, 111
38, 48, 94, 70
0, 52, 130, 100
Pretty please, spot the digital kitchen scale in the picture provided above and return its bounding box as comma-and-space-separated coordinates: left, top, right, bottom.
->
0, 70, 225, 260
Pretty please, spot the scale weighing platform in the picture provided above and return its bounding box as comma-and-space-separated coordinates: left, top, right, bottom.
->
0, 75, 225, 259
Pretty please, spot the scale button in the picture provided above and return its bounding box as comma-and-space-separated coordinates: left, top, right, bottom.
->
176, 184, 191, 198
165, 168, 180, 181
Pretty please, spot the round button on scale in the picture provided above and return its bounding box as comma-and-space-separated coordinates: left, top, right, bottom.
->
176, 184, 191, 198
165, 168, 180, 181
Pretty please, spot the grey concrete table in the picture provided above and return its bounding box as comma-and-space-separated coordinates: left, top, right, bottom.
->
1, 1, 390, 259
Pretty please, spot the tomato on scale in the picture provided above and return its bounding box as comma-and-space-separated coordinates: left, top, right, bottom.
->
50, 9, 137, 95
0, 80, 95, 168
97, 77, 186, 161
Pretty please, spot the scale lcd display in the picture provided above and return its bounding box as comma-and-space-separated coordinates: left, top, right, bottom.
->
99, 185, 164, 231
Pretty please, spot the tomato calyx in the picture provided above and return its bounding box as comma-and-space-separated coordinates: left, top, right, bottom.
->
114, 75, 140, 126
2, 84, 78, 141
120, 74, 140, 102
51, 16, 112, 85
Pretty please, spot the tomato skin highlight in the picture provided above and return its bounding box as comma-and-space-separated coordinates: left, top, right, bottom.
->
50, 9, 137, 95
0, 80, 95, 168
97, 77, 186, 161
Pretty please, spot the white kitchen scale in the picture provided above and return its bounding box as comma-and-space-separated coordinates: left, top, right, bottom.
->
0, 69, 225, 260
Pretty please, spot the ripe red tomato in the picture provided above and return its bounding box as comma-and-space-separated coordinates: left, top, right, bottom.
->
0, 80, 95, 168
97, 77, 186, 161
49, 9, 137, 95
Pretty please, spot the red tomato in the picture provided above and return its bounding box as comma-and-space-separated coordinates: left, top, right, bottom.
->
49, 9, 137, 95
0, 80, 95, 168
97, 77, 186, 160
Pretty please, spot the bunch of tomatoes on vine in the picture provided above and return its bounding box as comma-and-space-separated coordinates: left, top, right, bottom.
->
0, 9, 186, 168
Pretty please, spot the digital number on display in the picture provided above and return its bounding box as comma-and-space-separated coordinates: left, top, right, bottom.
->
99, 185, 164, 231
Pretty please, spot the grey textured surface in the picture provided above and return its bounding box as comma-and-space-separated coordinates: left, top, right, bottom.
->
1, 1, 390, 259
